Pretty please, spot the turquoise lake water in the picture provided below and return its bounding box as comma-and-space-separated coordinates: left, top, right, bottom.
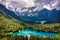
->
10, 29, 58, 38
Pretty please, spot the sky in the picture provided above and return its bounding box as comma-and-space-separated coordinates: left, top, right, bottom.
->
0, 0, 60, 12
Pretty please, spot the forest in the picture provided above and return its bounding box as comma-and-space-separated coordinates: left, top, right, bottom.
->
0, 10, 60, 40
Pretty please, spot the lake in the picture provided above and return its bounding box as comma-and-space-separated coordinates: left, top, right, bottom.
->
10, 29, 58, 38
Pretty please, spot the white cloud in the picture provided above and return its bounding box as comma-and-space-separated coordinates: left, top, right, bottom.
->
0, 0, 60, 12
43, 4, 52, 10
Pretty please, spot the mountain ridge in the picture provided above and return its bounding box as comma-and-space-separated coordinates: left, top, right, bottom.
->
0, 4, 60, 24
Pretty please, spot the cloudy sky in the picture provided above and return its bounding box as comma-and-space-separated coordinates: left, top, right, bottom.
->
0, 0, 60, 12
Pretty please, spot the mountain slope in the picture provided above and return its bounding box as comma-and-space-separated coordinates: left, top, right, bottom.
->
0, 4, 60, 24
0, 10, 25, 33
0, 7, 60, 33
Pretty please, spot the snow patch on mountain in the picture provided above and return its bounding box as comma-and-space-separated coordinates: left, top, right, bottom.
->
0, 0, 60, 16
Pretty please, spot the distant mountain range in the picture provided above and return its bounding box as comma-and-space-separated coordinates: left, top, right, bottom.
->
0, 4, 60, 24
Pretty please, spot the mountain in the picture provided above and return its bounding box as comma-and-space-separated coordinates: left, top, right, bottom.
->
0, 4, 60, 24
0, 8, 25, 32
0, 4, 60, 33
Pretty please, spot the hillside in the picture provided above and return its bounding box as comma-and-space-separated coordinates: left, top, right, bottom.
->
0, 10, 26, 34
0, 7, 60, 40
0, 9, 60, 33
